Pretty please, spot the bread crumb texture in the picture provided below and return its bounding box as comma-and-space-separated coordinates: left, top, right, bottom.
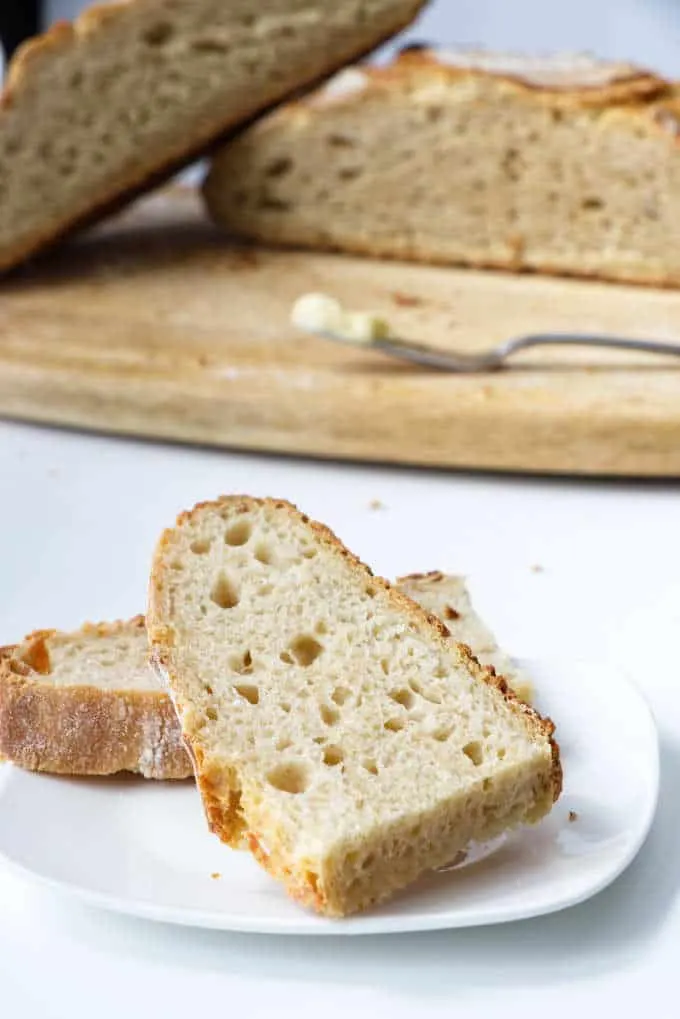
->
204, 46, 680, 287
148, 497, 561, 916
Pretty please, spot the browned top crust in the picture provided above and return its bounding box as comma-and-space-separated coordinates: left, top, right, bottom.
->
272, 46, 678, 126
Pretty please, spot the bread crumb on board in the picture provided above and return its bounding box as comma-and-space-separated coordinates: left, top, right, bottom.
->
368, 498, 386, 511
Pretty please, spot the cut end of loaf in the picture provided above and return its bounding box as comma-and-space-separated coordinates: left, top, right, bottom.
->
204, 46, 680, 288
0, 0, 428, 272
148, 495, 561, 917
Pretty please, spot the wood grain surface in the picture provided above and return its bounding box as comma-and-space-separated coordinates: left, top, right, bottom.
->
1, 187, 680, 476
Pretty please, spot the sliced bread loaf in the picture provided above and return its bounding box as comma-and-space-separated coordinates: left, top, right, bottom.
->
204, 48, 680, 286
0, 617, 190, 779
0, 573, 529, 781
147, 496, 561, 917
0, 0, 426, 273
398, 571, 532, 702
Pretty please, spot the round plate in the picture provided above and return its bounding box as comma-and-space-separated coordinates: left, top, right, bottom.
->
0, 658, 658, 935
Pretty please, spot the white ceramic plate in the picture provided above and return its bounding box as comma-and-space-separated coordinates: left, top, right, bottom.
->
0, 658, 658, 935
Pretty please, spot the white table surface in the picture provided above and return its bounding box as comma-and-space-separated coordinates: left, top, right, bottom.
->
1, 418, 678, 1018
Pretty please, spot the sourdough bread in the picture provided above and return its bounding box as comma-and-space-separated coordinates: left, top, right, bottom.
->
398, 571, 533, 702
204, 47, 680, 286
0, 0, 426, 272
0, 617, 190, 779
147, 496, 560, 916
0, 573, 530, 781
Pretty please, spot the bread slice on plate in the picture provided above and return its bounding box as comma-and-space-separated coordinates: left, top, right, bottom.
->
204, 47, 680, 286
0, 0, 427, 273
398, 571, 532, 702
0, 617, 190, 779
147, 496, 561, 917
0, 573, 531, 782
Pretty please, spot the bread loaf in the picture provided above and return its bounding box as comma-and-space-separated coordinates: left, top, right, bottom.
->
0, 0, 426, 272
204, 47, 680, 286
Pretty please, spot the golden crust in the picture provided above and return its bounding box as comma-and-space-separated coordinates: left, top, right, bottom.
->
147, 495, 563, 909
0, 0, 427, 273
0, 618, 192, 779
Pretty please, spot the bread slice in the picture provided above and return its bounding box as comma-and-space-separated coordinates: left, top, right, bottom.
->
397, 571, 532, 702
0, 0, 426, 273
147, 496, 561, 917
204, 47, 680, 287
0, 573, 530, 782
0, 617, 190, 779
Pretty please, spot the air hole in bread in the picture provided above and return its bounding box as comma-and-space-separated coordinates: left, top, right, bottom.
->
254, 543, 273, 565
320, 704, 340, 726
365, 583, 378, 598
225, 520, 252, 546
363, 759, 379, 775
314, 620, 328, 636
426, 105, 443, 123
582, 197, 604, 211
229, 650, 253, 674
302, 547, 318, 559
234, 683, 259, 705
331, 686, 351, 706
206, 706, 218, 721
339, 167, 362, 181
203, 683, 214, 695
275, 738, 292, 752
190, 538, 211, 554
483, 778, 493, 791
322, 745, 344, 767
257, 582, 274, 596
433, 726, 453, 742
389, 688, 415, 709
143, 21, 174, 46
265, 157, 293, 178
497, 747, 506, 760
313, 735, 327, 745
170, 559, 184, 571
280, 702, 291, 714
362, 853, 375, 870
408, 678, 442, 704
267, 762, 309, 795
462, 741, 484, 766
191, 38, 231, 55
380, 658, 390, 676
210, 573, 239, 609
279, 650, 294, 665
384, 717, 405, 733
289, 635, 323, 667
327, 133, 355, 149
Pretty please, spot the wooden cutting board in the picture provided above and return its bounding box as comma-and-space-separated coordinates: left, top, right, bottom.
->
2, 187, 680, 476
